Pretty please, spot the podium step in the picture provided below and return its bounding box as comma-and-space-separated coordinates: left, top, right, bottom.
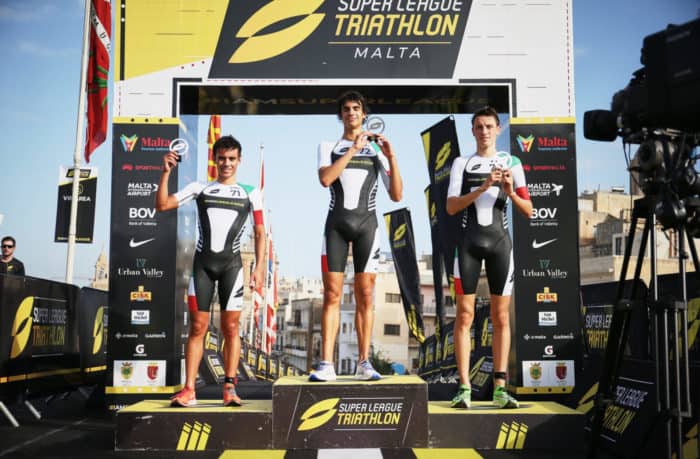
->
272, 375, 428, 449
428, 401, 584, 451
115, 399, 272, 451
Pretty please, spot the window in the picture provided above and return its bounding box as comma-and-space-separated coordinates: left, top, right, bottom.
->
384, 324, 401, 336
342, 323, 347, 334
385, 293, 401, 303
293, 310, 302, 327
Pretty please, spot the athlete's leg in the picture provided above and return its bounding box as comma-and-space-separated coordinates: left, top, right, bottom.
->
220, 310, 242, 380
218, 262, 244, 381
490, 293, 511, 385
184, 266, 216, 391
454, 244, 481, 386
354, 272, 377, 361
320, 227, 349, 364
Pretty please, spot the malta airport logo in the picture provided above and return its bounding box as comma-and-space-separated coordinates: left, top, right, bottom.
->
176, 421, 212, 451
229, 0, 325, 63
120, 134, 138, 152
92, 306, 105, 355
496, 421, 528, 449
11, 296, 34, 359
516, 134, 534, 153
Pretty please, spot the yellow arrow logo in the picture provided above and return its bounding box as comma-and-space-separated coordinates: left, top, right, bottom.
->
298, 397, 339, 431
92, 306, 105, 355
230, 0, 325, 64
393, 223, 407, 241
435, 141, 452, 170
11, 296, 34, 359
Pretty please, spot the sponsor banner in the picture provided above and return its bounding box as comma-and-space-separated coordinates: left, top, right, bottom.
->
418, 335, 438, 379
384, 208, 426, 343
657, 272, 700, 363
521, 360, 574, 387
439, 321, 456, 381
510, 119, 581, 389
422, 116, 461, 339
273, 376, 428, 448
581, 280, 649, 359
474, 300, 492, 353
108, 120, 189, 404
77, 287, 108, 377
469, 355, 493, 400
54, 167, 97, 243
113, 360, 167, 387
0, 274, 80, 396
210, 0, 472, 79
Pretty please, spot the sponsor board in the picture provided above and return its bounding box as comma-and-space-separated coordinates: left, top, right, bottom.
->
538, 311, 557, 326
131, 309, 150, 325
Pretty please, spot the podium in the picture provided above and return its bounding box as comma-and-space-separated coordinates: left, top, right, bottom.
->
115, 375, 583, 453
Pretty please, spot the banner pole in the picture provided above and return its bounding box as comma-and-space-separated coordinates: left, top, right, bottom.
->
65, 0, 92, 284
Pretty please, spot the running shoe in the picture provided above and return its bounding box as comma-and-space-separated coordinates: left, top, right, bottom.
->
493, 386, 519, 409
170, 386, 197, 407
223, 383, 242, 407
450, 384, 472, 409
354, 359, 381, 381
309, 361, 337, 382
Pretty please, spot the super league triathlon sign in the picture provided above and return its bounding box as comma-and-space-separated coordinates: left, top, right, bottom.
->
210, 0, 472, 78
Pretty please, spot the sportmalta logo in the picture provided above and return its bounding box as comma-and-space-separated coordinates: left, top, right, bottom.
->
120, 134, 138, 152
10, 297, 34, 359
210, 0, 471, 78
176, 421, 212, 451
516, 134, 534, 153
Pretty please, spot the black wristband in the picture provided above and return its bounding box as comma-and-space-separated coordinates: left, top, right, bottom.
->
224, 376, 237, 385
493, 371, 507, 381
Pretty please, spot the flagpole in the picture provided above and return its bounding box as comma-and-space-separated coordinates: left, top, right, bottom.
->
66, 0, 93, 284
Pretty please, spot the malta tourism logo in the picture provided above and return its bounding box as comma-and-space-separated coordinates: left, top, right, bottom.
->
176, 421, 212, 451
120, 134, 138, 152
10, 296, 34, 359
229, 0, 325, 63
516, 134, 534, 153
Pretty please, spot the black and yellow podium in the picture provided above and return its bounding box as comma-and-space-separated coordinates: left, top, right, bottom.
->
115, 375, 583, 452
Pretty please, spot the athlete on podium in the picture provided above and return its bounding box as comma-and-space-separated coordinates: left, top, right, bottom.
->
446, 107, 532, 408
156, 135, 266, 407
310, 91, 403, 382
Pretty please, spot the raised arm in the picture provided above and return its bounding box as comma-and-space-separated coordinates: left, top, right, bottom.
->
155, 151, 180, 212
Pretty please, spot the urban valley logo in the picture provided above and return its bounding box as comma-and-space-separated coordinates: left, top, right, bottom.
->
120, 134, 138, 152
297, 397, 404, 431
496, 421, 527, 449
211, 0, 472, 78
10, 296, 34, 359
176, 421, 211, 451
516, 134, 534, 153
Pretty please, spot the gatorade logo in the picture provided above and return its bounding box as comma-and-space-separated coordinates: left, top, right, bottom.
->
434, 141, 452, 170
393, 223, 407, 241
176, 421, 211, 451
92, 306, 105, 355
298, 398, 339, 431
496, 421, 528, 449
229, 0, 325, 64
11, 296, 34, 359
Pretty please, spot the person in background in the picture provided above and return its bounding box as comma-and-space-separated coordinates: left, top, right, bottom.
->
1, 236, 25, 276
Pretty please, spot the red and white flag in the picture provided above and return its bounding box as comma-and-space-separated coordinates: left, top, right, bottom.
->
85, 0, 111, 162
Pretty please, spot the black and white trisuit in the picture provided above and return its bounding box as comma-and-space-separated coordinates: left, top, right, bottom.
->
174, 181, 264, 312
447, 151, 529, 296
318, 139, 391, 274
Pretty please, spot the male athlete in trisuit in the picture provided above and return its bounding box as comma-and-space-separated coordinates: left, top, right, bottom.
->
309, 91, 403, 382
446, 107, 532, 408
156, 135, 266, 407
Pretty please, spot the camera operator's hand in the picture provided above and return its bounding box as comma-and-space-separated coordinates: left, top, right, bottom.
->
163, 151, 179, 173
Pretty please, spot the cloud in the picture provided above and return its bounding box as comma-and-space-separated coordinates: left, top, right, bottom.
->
17, 40, 76, 58
0, 3, 59, 22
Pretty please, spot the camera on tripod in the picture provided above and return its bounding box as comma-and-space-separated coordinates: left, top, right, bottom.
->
583, 17, 700, 232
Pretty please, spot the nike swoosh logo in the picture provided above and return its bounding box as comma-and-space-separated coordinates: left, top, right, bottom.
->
129, 237, 155, 248
532, 238, 556, 249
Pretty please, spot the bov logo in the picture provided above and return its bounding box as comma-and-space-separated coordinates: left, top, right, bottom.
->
229, 0, 325, 64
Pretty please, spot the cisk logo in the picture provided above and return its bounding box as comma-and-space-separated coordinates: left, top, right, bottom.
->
176, 421, 212, 451
10, 297, 34, 359
496, 421, 528, 449
516, 134, 534, 153
229, 0, 325, 63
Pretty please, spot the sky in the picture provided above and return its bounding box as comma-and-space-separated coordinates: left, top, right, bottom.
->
0, 0, 698, 284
